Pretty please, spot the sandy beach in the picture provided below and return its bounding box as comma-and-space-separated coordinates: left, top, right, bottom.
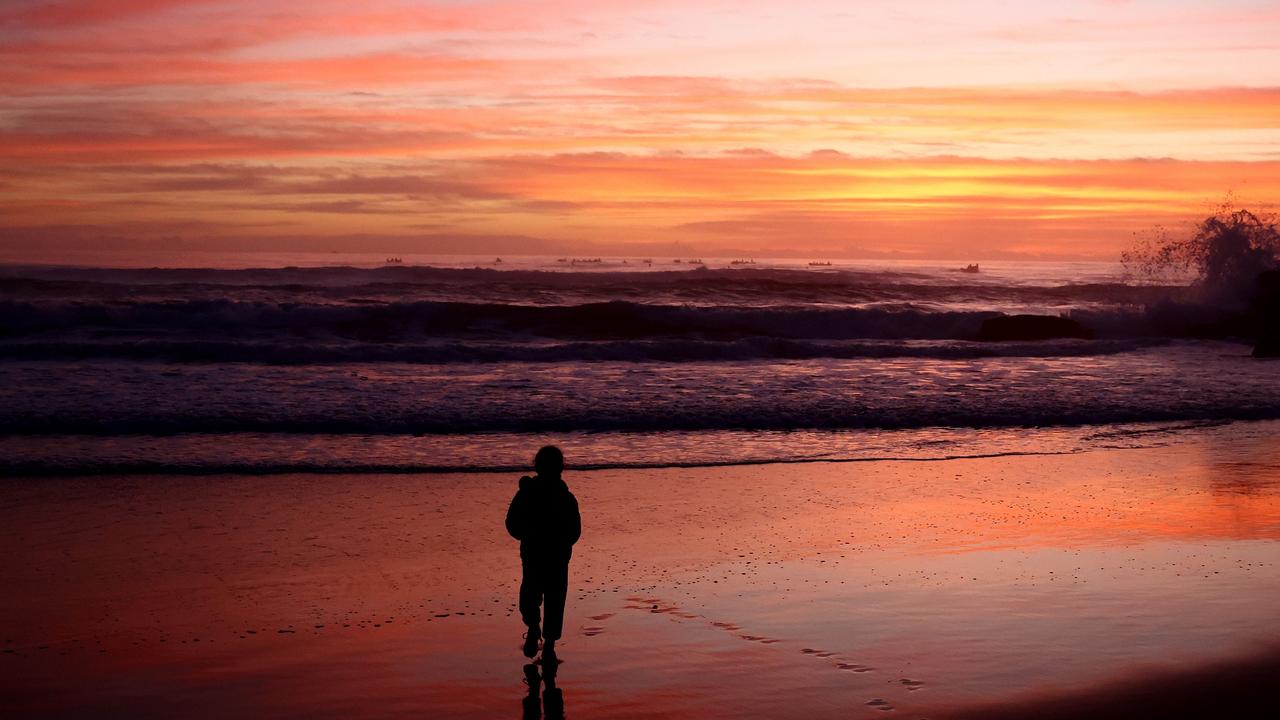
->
8, 0, 1280, 716
3, 421, 1278, 719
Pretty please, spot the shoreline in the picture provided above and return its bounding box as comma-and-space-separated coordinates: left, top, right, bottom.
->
0, 417, 1265, 478
0, 448, 1084, 477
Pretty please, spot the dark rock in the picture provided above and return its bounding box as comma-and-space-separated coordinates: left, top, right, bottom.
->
1258, 269, 1280, 293
976, 314, 1094, 342
1254, 335, 1280, 357
1253, 270, 1280, 357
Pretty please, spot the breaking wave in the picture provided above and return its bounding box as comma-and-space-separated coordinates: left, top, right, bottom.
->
0, 337, 1163, 364
0, 296, 1185, 364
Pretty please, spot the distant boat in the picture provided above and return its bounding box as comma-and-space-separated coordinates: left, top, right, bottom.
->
808, 261, 832, 267
961, 263, 980, 273
385, 257, 402, 264
730, 258, 756, 265
495, 257, 503, 263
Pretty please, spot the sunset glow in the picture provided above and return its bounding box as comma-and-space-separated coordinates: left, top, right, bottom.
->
3, 0, 1280, 258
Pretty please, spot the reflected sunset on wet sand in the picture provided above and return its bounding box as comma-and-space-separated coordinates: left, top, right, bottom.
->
4, 423, 1278, 718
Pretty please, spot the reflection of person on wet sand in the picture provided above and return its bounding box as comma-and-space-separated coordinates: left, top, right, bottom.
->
522, 660, 564, 720
506, 445, 581, 661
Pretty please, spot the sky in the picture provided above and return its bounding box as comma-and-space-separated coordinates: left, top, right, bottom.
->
2, 0, 1280, 260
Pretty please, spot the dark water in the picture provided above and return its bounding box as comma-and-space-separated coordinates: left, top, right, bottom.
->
1, 259, 1274, 473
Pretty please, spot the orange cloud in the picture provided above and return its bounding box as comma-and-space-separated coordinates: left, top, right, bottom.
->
1, 52, 508, 91
4, 153, 1277, 259
3, 1, 1279, 259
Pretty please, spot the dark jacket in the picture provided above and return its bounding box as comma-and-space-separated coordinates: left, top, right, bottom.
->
505, 474, 581, 560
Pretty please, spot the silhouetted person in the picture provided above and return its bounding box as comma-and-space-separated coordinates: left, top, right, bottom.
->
506, 445, 581, 659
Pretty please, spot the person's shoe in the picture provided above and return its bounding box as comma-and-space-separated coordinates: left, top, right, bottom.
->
541, 640, 557, 664
522, 628, 541, 658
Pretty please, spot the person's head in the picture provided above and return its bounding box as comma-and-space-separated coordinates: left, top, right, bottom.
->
534, 445, 564, 478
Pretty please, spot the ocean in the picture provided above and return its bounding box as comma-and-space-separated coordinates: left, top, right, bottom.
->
2, 254, 1275, 475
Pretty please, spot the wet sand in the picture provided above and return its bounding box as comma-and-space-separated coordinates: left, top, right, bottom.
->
2, 422, 1279, 718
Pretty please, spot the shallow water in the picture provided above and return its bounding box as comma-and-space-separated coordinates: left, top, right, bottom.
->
3, 342, 1279, 474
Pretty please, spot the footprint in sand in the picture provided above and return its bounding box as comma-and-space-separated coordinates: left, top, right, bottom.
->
866, 698, 894, 711
582, 627, 605, 636
800, 648, 876, 674
899, 678, 924, 691
737, 633, 781, 644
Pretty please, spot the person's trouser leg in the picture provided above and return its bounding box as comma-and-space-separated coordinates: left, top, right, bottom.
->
542, 561, 569, 641
519, 556, 543, 634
